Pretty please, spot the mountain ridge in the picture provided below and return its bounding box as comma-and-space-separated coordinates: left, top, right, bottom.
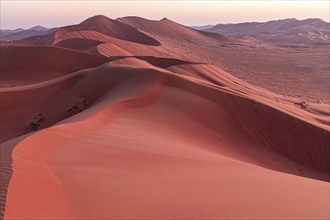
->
200, 18, 329, 36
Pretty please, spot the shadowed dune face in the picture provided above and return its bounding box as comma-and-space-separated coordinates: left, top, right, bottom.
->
2, 57, 330, 219
53, 38, 104, 52
9, 15, 328, 102
110, 56, 195, 68
0, 45, 109, 86
116, 16, 234, 44
0, 15, 329, 219
56, 15, 161, 46
0, 62, 157, 143
117, 16, 330, 103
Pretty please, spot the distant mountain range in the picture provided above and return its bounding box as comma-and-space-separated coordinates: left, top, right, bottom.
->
190, 25, 214, 30
0, 26, 58, 41
192, 18, 329, 46
196, 18, 328, 35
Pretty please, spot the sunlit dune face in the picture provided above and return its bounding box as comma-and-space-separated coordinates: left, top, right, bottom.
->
0, 0, 329, 29
0, 0, 329, 219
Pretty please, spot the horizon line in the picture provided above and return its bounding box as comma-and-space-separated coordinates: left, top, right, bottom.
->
1, 15, 328, 30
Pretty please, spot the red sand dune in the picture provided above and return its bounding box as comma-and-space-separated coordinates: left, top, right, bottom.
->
0, 15, 329, 220
116, 16, 233, 43
52, 29, 167, 57
54, 38, 104, 53
53, 15, 160, 46
1, 56, 329, 219
0, 45, 109, 86
7, 15, 329, 103
116, 16, 330, 103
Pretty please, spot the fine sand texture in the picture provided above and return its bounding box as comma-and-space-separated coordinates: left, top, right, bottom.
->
1, 15, 329, 219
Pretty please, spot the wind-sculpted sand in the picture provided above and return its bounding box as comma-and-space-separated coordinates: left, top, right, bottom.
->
0, 15, 329, 219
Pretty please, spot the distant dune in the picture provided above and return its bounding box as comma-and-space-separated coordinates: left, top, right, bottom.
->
117, 16, 233, 43
59, 15, 161, 46
0, 15, 329, 219
3, 18, 328, 105
0, 45, 109, 87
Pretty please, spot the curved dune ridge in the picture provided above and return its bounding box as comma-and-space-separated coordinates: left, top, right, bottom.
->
1, 54, 329, 219
0, 45, 109, 86
1, 15, 329, 219
50, 15, 161, 47
13, 15, 243, 60
116, 16, 233, 43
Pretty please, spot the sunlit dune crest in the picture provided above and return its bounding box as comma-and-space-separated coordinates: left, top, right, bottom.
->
0, 14, 329, 219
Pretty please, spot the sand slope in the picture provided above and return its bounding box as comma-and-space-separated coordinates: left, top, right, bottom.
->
0, 45, 109, 86
116, 16, 233, 43
10, 15, 328, 102
1, 15, 329, 219
1, 57, 329, 219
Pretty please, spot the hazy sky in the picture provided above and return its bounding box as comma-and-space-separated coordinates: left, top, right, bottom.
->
1, 1, 329, 29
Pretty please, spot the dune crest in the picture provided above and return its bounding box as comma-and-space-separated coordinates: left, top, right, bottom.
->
1, 15, 329, 220
2, 56, 329, 219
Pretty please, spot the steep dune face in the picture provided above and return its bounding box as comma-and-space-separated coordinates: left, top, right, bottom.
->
0, 45, 108, 142
0, 61, 161, 143
96, 43, 133, 57
2, 58, 329, 219
9, 15, 161, 52
117, 16, 233, 43
111, 56, 194, 68
117, 16, 196, 35
53, 30, 151, 57
1, 15, 329, 220
7, 15, 329, 102
55, 15, 161, 46
0, 45, 109, 86
54, 38, 104, 53
164, 63, 330, 175
7, 16, 329, 103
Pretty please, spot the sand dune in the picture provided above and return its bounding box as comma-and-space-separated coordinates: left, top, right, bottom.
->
116, 16, 330, 103
49, 15, 161, 47
9, 15, 328, 102
117, 16, 236, 44
54, 38, 104, 53
0, 45, 109, 86
51, 29, 167, 57
2, 56, 329, 219
1, 15, 329, 220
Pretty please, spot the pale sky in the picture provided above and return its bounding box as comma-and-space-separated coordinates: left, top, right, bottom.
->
1, 1, 329, 29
